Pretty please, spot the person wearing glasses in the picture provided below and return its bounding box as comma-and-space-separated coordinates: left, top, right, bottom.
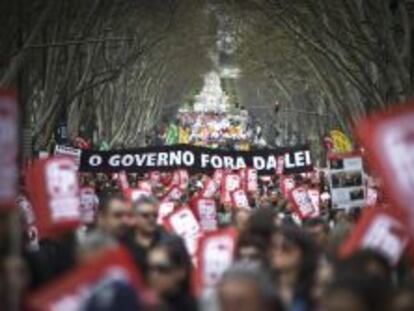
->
124, 196, 172, 274
96, 193, 131, 240
147, 236, 197, 311
269, 225, 318, 311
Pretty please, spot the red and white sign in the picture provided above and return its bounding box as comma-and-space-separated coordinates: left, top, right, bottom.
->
79, 187, 99, 224
192, 198, 218, 232
157, 202, 175, 225
26, 158, 81, 237
212, 169, 225, 186
201, 177, 219, 199
280, 176, 295, 199
355, 103, 414, 230
193, 229, 238, 295
221, 173, 241, 205
118, 171, 130, 191
289, 187, 318, 219
340, 207, 409, 266
231, 189, 250, 209
138, 180, 152, 193
28, 247, 145, 311
0, 89, 18, 209
164, 207, 201, 256
276, 156, 284, 175
125, 188, 151, 203
246, 168, 258, 193
176, 169, 189, 190
162, 185, 183, 202
307, 188, 321, 216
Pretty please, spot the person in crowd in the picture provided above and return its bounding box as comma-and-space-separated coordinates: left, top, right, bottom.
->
269, 225, 318, 311
25, 231, 77, 288
320, 275, 391, 311
147, 236, 197, 311
232, 208, 251, 232
124, 196, 171, 272
77, 231, 143, 311
235, 232, 267, 265
302, 218, 331, 252
390, 279, 414, 311
217, 262, 284, 311
96, 193, 131, 240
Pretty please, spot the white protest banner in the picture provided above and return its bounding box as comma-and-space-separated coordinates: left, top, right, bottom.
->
328, 154, 366, 210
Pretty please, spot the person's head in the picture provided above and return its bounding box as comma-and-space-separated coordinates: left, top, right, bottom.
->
232, 208, 251, 232
246, 208, 276, 243
97, 193, 130, 238
303, 218, 330, 250
320, 276, 391, 311
236, 232, 266, 264
336, 249, 392, 282
269, 225, 318, 294
147, 236, 191, 298
132, 196, 159, 235
391, 279, 414, 311
76, 231, 118, 264
218, 262, 284, 311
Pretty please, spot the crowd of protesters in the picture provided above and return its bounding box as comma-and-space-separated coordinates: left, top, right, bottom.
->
0, 167, 412, 311
1, 102, 414, 311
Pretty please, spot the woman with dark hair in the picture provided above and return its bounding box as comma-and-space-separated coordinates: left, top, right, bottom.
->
147, 236, 197, 311
269, 225, 318, 311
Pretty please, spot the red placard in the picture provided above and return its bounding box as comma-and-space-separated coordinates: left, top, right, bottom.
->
231, 189, 250, 210
0, 89, 18, 209
162, 185, 183, 202
289, 186, 318, 219
221, 173, 241, 205
355, 103, 414, 231
26, 158, 81, 237
27, 246, 145, 311
246, 168, 258, 193
191, 198, 218, 232
157, 201, 175, 224
200, 177, 219, 199
276, 155, 284, 176
164, 207, 201, 256
340, 207, 410, 266
79, 186, 99, 224
280, 176, 295, 199
193, 228, 238, 295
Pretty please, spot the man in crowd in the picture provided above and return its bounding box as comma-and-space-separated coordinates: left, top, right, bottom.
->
124, 196, 171, 272
96, 193, 131, 240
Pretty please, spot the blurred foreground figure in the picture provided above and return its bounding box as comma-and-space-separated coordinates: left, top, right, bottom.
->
124, 196, 171, 272
97, 193, 130, 240
147, 236, 197, 311
269, 225, 317, 311
218, 262, 284, 311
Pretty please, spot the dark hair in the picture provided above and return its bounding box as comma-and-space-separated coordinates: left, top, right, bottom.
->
236, 232, 267, 259
273, 225, 318, 302
247, 208, 277, 243
325, 275, 391, 311
152, 236, 192, 292
98, 192, 126, 214
335, 249, 392, 282
303, 217, 330, 233
220, 262, 285, 311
